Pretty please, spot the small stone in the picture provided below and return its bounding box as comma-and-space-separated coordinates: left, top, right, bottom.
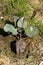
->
39, 61, 43, 65
0, 16, 4, 19
16, 38, 26, 54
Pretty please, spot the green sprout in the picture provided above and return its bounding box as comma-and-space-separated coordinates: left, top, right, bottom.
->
4, 16, 39, 38
3, 16, 39, 54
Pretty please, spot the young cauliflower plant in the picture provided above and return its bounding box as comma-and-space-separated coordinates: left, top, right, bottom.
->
4, 16, 39, 54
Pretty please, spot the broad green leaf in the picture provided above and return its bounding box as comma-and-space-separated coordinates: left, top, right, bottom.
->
4, 24, 18, 35
25, 26, 39, 37
23, 21, 27, 29
17, 17, 27, 28
14, 16, 19, 27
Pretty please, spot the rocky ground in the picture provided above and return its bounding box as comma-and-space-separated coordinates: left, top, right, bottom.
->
0, 0, 43, 65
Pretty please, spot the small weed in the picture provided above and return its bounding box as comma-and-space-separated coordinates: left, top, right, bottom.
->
39, 25, 43, 37
5, 5, 12, 15
39, 0, 43, 2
